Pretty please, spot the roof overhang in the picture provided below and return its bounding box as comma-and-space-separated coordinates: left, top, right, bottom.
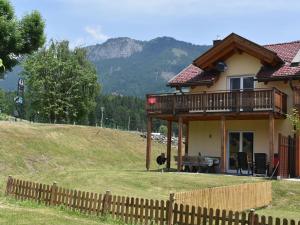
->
193, 33, 283, 70
256, 75, 300, 82
167, 80, 214, 88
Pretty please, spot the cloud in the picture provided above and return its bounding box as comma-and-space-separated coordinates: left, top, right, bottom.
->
85, 26, 109, 42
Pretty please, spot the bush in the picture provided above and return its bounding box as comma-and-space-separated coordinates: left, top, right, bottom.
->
0, 113, 9, 121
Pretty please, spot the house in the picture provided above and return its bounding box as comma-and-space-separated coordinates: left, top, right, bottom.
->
145, 33, 300, 178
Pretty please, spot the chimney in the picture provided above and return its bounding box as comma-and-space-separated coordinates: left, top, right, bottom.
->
213, 39, 222, 46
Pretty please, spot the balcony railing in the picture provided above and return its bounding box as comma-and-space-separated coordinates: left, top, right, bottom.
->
146, 88, 287, 115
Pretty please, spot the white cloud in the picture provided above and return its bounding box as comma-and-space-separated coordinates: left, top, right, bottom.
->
85, 26, 109, 42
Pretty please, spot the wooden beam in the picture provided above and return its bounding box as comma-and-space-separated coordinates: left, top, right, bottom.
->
177, 117, 183, 172
146, 117, 152, 171
295, 132, 300, 177
269, 113, 275, 172
185, 122, 189, 156
166, 120, 172, 170
220, 116, 226, 173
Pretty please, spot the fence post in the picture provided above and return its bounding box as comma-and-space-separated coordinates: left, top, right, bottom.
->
5, 176, 13, 196
248, 209, 255, 225
167, 193, 175, 225
102, 190, 112, 216
50, 182, 57, 206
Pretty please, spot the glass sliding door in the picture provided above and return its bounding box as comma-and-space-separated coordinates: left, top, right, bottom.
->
228, 131, 254, 172
228, 76, 255, 111
228, 132, 240, 170
242, 77, 254, 111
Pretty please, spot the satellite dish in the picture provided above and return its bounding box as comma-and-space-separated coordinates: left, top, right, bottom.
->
215, 62, 228, 72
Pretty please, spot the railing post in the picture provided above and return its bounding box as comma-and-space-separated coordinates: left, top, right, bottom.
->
50, 182, 57, 206
248, 209, 255, 225
102, 190, 112, 216
167, 193, 175, 225
5, 175, 13, 196
203, 91, 207, 112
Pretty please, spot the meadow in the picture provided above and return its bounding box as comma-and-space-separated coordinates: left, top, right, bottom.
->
0, 121, 299, 224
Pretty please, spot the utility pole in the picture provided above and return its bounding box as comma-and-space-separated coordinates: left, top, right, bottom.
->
14, 78, 25, 120
100, 107, 104, 128
127, 115, 131, 131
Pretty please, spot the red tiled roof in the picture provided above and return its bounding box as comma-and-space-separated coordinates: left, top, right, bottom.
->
264, 41, 300, 62
168, 39, 300, 87
257, 41, 300, 79
168, 64, 219, 86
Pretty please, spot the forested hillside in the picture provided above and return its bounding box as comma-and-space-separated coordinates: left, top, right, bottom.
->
87, 37, 210, 97
0, 37, 210, 97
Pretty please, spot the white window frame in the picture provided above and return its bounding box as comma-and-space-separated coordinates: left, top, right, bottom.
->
227, 75, 255, 91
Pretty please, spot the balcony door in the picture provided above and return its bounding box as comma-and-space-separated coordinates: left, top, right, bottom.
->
228, 76, 254, 111
228, 131, 254, 173
229, 76, 254, 90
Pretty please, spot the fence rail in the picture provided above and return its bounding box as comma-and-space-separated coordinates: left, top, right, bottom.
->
5, 177, 299, 225
174, 182, 272, 212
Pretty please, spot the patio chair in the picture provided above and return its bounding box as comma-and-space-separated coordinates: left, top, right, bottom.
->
236, 152, 251, 175
253, 153, 268, 176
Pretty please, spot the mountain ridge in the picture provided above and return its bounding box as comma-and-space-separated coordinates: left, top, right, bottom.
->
0, 36, 211, 97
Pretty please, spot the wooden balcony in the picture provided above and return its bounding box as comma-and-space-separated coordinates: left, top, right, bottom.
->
146, 88, 287, 119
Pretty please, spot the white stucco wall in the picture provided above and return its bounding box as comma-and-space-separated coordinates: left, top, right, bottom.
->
187, 52, 295, 166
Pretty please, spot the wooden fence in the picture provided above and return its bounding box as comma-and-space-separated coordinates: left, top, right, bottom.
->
5, 177, 299, 225
174, 182, 272, 212
278, 133, 297, 179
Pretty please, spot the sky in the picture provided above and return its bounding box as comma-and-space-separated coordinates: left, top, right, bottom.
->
10, 0, 300, 47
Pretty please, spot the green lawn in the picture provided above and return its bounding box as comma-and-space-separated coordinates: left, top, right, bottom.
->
0, 194, 124, 225
0, 121, 300, 223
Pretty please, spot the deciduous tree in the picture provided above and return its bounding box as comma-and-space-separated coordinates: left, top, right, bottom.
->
22, 41, 100, 124
0, 0, 45, 78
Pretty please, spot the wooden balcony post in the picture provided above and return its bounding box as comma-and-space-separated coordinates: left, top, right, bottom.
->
296, 131, 300, 177
146, 117, 152, 171
272, 88, 276, 112
172, 93, 176, 115
185, 122, 189, 155
166, 120, 172, 170
177, 117, 183, 172
269, 113, 275, 173
220, 116, 226, 173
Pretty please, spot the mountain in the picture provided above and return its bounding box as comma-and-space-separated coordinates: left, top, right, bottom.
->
86, 37, 210, 97
0, 37, 210, 97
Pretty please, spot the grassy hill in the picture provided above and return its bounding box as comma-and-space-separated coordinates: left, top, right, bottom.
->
0, 121, 253, 198
0, 122, 300, 223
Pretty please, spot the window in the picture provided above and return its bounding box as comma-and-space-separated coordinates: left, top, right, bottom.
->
228, 76, 254, 91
